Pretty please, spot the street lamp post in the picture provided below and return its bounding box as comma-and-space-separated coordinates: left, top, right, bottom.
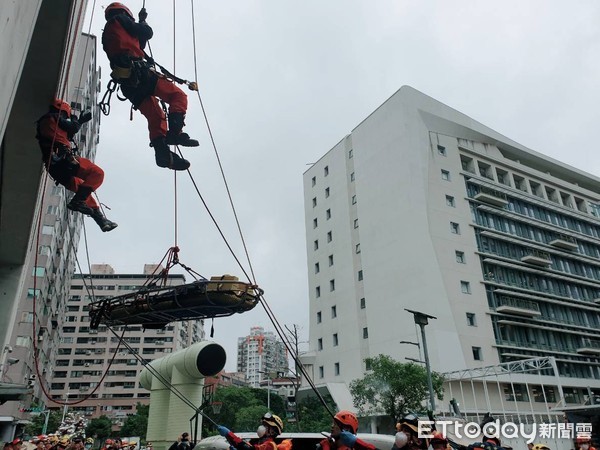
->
405, 309, 437, 412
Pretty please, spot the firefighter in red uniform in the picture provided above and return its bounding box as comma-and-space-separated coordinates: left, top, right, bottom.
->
101, 2, 198, 171
218, 413, 283, 450
317, 410, 375, 450
36, 99, 117, 232
576, 436, 596, 450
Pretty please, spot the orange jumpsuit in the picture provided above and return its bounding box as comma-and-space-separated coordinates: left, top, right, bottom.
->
225, 432, 278, 450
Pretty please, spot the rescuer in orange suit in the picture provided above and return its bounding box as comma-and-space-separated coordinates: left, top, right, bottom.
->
101, 2, 198, 171
218, 413, 284, 450
36, 99, 117, 232
317, 410, 376, 450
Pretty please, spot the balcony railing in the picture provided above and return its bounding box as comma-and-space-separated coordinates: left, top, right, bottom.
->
548, 234, 578, 251
520, 248, 552, 267
577, 339, 600, 356
495, 339, 578, 354
474, 186, 509, 208
495, 295, 541, 317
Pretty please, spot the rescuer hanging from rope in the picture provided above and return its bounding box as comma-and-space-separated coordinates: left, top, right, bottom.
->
101, 2, 199, 171
36, 99, 118, 232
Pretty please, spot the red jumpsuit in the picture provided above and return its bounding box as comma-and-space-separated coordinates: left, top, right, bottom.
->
318, 436, 375, 450
36, 112, 103, 210
225, 432, 278, 450
102, 13, 187, 140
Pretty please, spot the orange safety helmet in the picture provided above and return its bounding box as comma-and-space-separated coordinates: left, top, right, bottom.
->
334, 410, 359, 434
576, 437, 592, 444
51, 98, 71, 116
105, 2, 134, 20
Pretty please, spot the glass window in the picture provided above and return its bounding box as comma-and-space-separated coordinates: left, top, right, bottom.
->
317, 311, 321, 323
313, 218, 318, 228
331, 306, 337, 318
318, 338, 323, 351
446, 195, 455, 207
330, 279, 335, 291
349, 149, 353, 159
324, 166, 329, 176
33, 266, 45, 277
327, 231, 332, 242
358, 270, 363, 281
437, 145, 446, 156
451, 222, 460, 234
325, 187, 330, 198
328, 255, 334, 266
350, 172, 355, 182
352, 195, 357, 205
42, 225, 55, 235
333, 333, 338, 346
27, 289, 41, 298
461, 281, 471, 294
312, 177, 316, 187
319, 366, 324, 378
354, 219, 359, 229
363, 328, 369, 339
334, 362, 340, 376
455, 251, 465, 263
360, 298, 366, 309
312, 197, 317, 208
326, 209, 331, 220
315, 286, 321, 298
441, 169, 451, 181
472, 346, 482, 360
314, 240, 319, 250
355, 244, 361, 254
314, 263, 320, 274
466, 313, 476, 326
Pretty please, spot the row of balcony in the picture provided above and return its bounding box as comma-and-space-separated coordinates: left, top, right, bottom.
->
495, 338, 600, 356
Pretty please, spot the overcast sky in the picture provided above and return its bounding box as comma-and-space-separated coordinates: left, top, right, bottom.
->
80, 1, 600, 371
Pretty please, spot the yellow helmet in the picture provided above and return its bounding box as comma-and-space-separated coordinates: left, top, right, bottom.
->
59, 437, 70, 447
532, 445, 550, 450
262, 412, 283, 435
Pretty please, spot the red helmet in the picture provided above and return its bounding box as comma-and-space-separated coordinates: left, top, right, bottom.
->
51, 98, 71, 116
105, 2, 133, 20
334, 410, 359, 434
576, 437, 591, 444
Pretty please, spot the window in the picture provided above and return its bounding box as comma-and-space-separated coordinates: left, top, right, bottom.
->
325, 187, 330, 198
16, 336, 31, 348
455, 251, 465, 263
354, 219, 359, 229
437, 145, 446, 156
331, 306, 337, 318
329, 279, 335, 291
318, 338, 323, 351
326, 231, 332, 243
334, 362, 340, 376
38, 245, 51, 256
316, 286, 321, 298
319, 366, 324, 378
328, 255, 334, 266
326, 209, 331, 220
349, 149, 353, 159
363, 328, 369, 339
324, 166, 329, 176
355, 243, 361, 254
313, 218, 318, 228
352, 195, 357, 205
450, 222, 460, 234
466, 313, 477, 326
21, 312, 34, 323
358, 270, 363, 281
446, 195, 455, 207
472, 346, 482, 361
441, 169, 451, 181
360, 298, 366, 309
314, 240, 319, 250
47, 205, 59, 215
51, 186, 62, 196
365, 359, 372, 371
314, 263, 320, 274
333, 333, 339, 346
460, 281, 471, 294
317, 311, 322, 323
312, 197, 317, 208
33, 266, 45, 277
312, 176, 316, 187
350, 172, 355, 182
27, 289, 41, 298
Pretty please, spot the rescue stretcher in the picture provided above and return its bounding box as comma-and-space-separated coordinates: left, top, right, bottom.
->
89, 275, 262, 329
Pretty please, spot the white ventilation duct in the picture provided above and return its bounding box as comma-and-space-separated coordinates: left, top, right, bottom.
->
140, 341, 226, 450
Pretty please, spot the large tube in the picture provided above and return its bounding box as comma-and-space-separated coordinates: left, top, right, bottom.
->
140, 341, 226, 450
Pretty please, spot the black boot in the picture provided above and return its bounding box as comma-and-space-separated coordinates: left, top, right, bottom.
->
166, 112, 199, 147
67, 186, 94, 215
151, 137, 190, 171
90, 208, 118, 232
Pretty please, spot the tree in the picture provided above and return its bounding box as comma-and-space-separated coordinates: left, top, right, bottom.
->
349, 355, 444, 422
296, 394, 336, 432
24, 410, 63, 436
86, 415, 113, 440
120, 403, 149, 439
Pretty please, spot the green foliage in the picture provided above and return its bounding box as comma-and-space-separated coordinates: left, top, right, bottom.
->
86, 415, 113, 439
210, 386, 286, 432
120, 403, 149, 439
24, 410, 63, 436
349, 355, 444, 422
295, 394, 336, 432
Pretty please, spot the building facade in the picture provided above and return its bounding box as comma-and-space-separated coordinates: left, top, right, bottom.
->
0, 30, 99, 439
301, 86, 600, 424
237, 327, 288, 388
47, 264, 204, 426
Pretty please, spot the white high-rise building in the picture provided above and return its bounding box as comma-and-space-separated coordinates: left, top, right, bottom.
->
237, 326, 288, 388
301, 86, 600, 425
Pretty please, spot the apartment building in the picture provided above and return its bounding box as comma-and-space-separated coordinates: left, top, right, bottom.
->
237, 327, 288, 388
301, 86, 600, 423
0, 29, 99, 439
48, 264, 204, 425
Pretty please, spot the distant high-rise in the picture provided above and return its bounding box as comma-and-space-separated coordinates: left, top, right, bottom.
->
301, 86, 600, 421
237, 327, 288, 388
48, 264, 204, 424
